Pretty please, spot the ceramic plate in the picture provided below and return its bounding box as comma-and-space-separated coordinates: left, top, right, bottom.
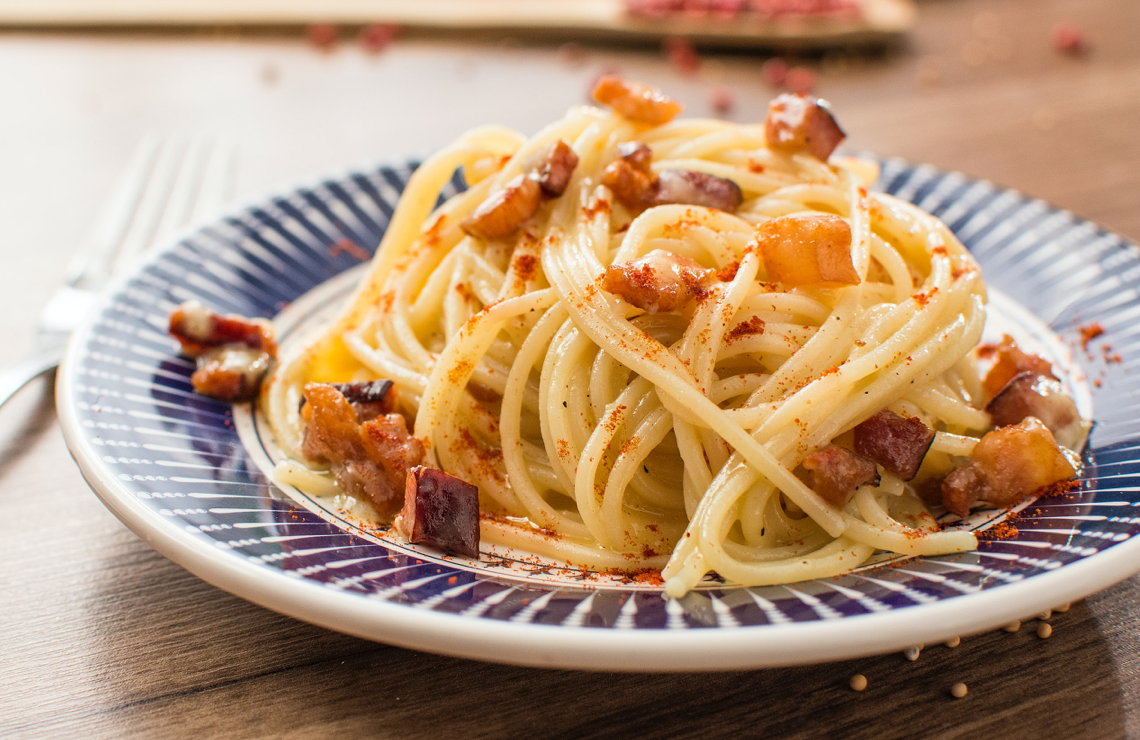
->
58, 157, 1140, 671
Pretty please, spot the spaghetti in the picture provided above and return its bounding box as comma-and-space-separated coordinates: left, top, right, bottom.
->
261, 80, 1080, 597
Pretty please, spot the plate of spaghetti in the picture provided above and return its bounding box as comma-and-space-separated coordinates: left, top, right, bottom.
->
59, 79, 1140, 671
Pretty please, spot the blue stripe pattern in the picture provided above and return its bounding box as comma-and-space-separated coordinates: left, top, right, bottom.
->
66, 160, 1140, 630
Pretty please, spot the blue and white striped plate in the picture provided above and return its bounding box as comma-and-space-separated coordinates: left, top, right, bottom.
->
58, 158, 1140, 671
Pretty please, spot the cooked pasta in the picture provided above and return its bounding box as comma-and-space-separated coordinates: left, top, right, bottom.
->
260, 81, 1079, 597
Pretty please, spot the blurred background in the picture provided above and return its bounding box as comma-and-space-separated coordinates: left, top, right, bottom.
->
1, 0, 1135, 371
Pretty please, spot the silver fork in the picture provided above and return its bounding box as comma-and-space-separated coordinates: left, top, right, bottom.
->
0, 133, 236, 409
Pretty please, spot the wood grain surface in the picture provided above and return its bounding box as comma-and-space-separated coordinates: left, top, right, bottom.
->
1, 0, 1139, 736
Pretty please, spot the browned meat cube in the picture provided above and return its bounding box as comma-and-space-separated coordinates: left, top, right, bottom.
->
190, 346, 272, 402
602, 249, 716, 313
319, 379, 397, 422
170, 301, 277, 402
654, 170, 743, 213
981, 334, 1057, 399
940, 462, 988, 518
853, 409, 936, 481
802, 445, 880, 508
986, 372, 1081, 449
592, 76, 682, 126
618, 141, 654, 172
301, 383, 424, 516
941, 417, 1077, 517
461, 174, 542, 240
400, 467, 481, 558
602, 158, 659, 210
755, 214, 859, 288
359, 414, 425, 517
302, 384, 366, 465
169, 300, 277, 358
764, 93, 846, 161
528, 140, 579, 198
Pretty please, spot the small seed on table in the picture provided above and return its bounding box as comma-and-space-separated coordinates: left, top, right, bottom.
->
951, 682, 968, 699
1037, 622, 1053, 639
850, 674, 868, 691
944, 636, 960, 648
1054, 602, 1071, 613
1002, 620, 1021, 632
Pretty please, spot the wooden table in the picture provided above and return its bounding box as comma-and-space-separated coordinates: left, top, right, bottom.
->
3, 0, 1139, 736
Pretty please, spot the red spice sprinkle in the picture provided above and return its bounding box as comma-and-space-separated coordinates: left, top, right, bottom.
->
329, 238, 370, 261
360, 23, 399, 54
582, 199, 612, 220
717, 259, 741, 282
726, 316, 766, 342
709, 85, 735, 114
1053, 23, 1088, 55
513, 253, 539, 282
1079, 321, 1105, 351
761, 57, 788, 86
306, 23, 338, 50
785, 66, 816, 93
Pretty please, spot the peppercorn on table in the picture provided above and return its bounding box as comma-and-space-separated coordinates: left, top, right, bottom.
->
3, 0, 1140, 735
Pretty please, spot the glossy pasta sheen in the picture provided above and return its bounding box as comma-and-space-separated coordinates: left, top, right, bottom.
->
265, 106, 992, 596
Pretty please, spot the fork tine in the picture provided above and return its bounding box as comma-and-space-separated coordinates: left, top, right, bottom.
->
191, 138, 237, 224
152, 135, 214, 249
110, 134, 189, 277
67, 132, 162, 290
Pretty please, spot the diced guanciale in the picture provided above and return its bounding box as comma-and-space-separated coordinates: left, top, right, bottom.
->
601, 142, 742, 213
802, 445, 880, 508
853, 409, 936, 481
329, 379, 395, 407
190, 347, 273, 402
462, 140, 581, 240
618, 141, 653, 171
529, 140, 580, 198
461, 174, 542, 240
169, 300, 276, 357
592, 76, 682, 126
755, 214, 859, 287
655, 170, 743, 212
601, 143, 658, 210
301, 383, 424, 517
941, 417, 1077, 517
986, 372, 1082, 449
168, 300, 277, 402
602, 249, 716, 313
764, 93, 846, 161
400, 466, 481, 558
981, 334, 1057, 399
303, 379, 398, 423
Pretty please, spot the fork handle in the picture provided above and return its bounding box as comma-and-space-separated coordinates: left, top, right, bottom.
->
0, 346, 63, 410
